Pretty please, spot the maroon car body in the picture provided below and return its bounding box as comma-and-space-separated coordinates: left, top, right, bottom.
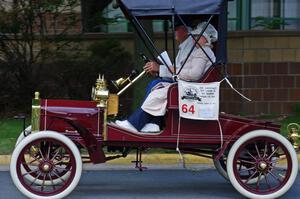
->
38, 66, 280, 163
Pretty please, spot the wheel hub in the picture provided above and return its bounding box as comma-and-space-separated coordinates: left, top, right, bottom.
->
258, 161, 267, 171
256, 159, 270, 172
39, 161, 54, 173
42, 163, 50, 172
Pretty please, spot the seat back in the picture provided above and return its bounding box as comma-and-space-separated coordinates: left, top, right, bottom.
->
167, 64, 223, 109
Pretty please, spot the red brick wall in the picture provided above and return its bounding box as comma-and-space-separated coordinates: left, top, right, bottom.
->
221, 62, 300, 115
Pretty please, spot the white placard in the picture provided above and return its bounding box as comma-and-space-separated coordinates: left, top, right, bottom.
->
157, 51, 172, 67
178, 80, 220, 120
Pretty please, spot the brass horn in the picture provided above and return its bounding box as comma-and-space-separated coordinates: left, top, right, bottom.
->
111, 69, 138, 89
111, 70, 146, 96
112, 77, 131, 90
112, 53, 150, 95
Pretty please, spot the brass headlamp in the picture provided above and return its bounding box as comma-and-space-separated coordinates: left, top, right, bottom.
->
287, 123, 300, 151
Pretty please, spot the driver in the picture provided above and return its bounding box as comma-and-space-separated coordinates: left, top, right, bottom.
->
116, 22, 218, 133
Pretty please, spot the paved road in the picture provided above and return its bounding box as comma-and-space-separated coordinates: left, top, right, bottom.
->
1, 165, 300, 199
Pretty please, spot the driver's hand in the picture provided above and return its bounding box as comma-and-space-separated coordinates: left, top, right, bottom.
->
144, 61, 159, 75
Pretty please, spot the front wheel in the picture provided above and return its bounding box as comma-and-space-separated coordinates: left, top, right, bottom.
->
227, 130, 298, 199
10, 131, 82, 199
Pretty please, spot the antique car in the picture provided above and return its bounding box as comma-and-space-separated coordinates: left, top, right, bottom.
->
10, 0, 299, 199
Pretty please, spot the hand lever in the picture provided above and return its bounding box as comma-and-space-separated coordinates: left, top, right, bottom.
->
139, 53, 150, 63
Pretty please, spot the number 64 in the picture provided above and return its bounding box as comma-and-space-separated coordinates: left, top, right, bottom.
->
181, 104, 195, 114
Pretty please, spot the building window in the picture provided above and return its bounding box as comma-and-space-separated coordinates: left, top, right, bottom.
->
282, 0, 300, 29
102, 3, 166, 33
251, 0, 300, 30
228, 0, 239, 31
81, 0, 129, 32
102, 3, 129, 33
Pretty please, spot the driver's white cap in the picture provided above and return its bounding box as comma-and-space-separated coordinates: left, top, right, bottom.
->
191, 22, 218, 45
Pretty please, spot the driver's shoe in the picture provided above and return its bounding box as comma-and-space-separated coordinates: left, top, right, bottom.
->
141, 123, 160, 133
115, 120, 138, 133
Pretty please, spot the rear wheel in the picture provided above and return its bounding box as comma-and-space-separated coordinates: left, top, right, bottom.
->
227, 130, 298, 199
10, 131, 82, 199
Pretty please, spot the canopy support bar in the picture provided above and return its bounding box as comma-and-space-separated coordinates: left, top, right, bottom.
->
172, 13, 176, 75
164, 20, 168, 52
132, 15, 173, 75
129, 18, 157, 61
176, 15, 215, 76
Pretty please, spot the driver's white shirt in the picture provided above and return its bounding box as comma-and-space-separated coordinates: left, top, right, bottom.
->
159, 36, 194, 79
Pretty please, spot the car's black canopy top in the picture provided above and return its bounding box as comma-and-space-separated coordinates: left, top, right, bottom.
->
119, 0, 224, 18
114, 0, 228, 75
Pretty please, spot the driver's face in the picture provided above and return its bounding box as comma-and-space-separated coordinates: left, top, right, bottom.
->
175, 26, 188, 43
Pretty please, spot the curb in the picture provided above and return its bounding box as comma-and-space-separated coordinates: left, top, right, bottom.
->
107, 153, 213, 165
0, 153, 212, 165
0, 155, 11, 165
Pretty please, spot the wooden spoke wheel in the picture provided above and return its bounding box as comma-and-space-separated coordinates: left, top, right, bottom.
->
10, 131, 82, 199
227, 130, 298, 199
16, 126, 72, 186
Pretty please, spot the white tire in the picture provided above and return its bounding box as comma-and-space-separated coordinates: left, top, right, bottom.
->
10, 131, 82, 199
227, 130, 298, 199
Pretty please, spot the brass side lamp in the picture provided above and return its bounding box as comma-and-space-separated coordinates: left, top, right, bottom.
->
92, 74, 119, 116
91, 74, 110, 140
287, 123, 300, 151
92, 74, 109, 108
